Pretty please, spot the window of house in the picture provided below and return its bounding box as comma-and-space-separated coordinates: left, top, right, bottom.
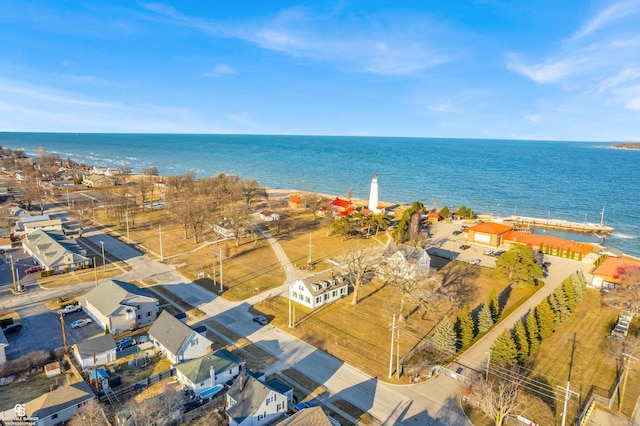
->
191, 338, 198, 347
292, 291, 297, 299
315, 297, 320, 303
200, 382, 205, 386
147, 312, 151, 317
52, 414, 58, 419
305, 297, 310, 303
277, 403, 282, 411
266, 398, 270, 405
137, 314, 141, 320
332, 290, 336, 297
229, 369, 232, 374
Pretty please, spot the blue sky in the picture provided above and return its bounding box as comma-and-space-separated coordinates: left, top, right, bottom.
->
1, 1, 639, 141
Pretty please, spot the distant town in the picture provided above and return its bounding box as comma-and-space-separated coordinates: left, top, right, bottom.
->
0, 147, 639, 426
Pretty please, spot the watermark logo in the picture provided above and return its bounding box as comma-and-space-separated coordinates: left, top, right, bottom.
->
14, 404, 26, 417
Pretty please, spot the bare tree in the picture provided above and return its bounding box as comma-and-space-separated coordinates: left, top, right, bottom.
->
68, 399, 109, 426
241, 178, 267, 206
470, 374, 522, 426
343, 245, 375, 305
136, 175, 155, 210
141, 165, 159, 176
224, 204, 250, 246
72, 198, 92, 237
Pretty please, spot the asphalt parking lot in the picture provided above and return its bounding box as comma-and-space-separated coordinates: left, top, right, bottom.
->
4, 303, 102, 360
429, 221, 499, 268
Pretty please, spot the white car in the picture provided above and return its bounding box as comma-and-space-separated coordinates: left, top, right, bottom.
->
469, 259, 481, 265
57, 305, 82, 315
70, 319, 92, 329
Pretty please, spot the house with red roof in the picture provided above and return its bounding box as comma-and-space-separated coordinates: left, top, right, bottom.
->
503, 232, 593, 259
465, 222, 513, 247
330, 197, 355, 216
592, 256, 640, 289
288, 195, 305, 210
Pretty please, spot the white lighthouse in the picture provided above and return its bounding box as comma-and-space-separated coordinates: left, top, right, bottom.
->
368, 173, 383, 214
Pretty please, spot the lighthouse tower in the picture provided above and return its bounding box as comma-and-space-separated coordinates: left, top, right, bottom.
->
368, 173, 382, 214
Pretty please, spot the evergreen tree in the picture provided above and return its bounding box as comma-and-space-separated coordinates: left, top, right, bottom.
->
487, 288, 500, 320
526, 311, 540, 355
455, 305, 475, 348
433, 317, 457, 355
439, 206, 451, 221
562, 278, 576, 311
539, 243, 544, 253
491, 329, 518, 366
552, 287, 571, 324
571, 272, 587, 303
458, 205, 468, 218
478, 303, 494, 333
535, 300, 556, 339
513, 320, 529, 363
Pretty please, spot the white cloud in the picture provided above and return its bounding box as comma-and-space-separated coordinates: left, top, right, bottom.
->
507, 56, 583, 83
427, 101, 454, 112
571, 0, 640, 40
523, 113, 541, 123
203, 64, 236, 78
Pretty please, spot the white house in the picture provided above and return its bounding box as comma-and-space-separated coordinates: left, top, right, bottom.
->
0, 381, 95, 426
79, 280, 159, 334
381, 243, 431, 279
226, 372, 291, 426
149, 311, 213, 364
259, 210, 280, 222
73, 334, 117, 368
175, 349, 245, 394
289, 271, 348, 310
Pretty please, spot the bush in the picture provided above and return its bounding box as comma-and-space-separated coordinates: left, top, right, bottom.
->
0, 350, 51, 377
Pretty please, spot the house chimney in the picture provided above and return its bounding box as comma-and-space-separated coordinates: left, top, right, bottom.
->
239, 374, 244, 391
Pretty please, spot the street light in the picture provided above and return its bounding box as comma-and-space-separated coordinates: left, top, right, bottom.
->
100, 241, 106, 272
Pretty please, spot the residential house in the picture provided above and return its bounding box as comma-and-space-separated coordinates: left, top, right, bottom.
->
259, 210, 280, 222
24, 219, 64, 235
592, 256, 640, 289
73, 334, 117, 368
79, 280, 159, 334
330, 197, 354, 216
149, 311, 213, 364
503, 232, 593, 259
0, 381, 95, 426
0, 328, 7, 366
176, 349, 245, 394
465, 222, 513, 247
22, 230, 91, 273
382, 244, 431, 279
83, 174, 114, 188
290, 271, 348, 310
277, 406, 339, 426
226, 371, 291, 426
288, 195, 305, 210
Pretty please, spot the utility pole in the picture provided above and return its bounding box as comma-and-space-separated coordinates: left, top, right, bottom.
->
557, 381, 578, 426
92, 198, 95, 223
125, 211, 130, 244
60, 312, 68, 356
219, 248, 223, 293
288, 283, 293, 328
485, 350, 491, 379
307, 232, 313, 265
389, 314, 396, 378
159, 225, 164, 261
396, 328, 401, 379
10, 256, 16, 292
100, 241, 106, 272
94, 257, 97, 287
619, 352, 638, 411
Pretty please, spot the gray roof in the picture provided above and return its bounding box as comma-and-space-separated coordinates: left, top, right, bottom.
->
266, 377, 292, 396
74, 334, 116, 359
297, 270, 348, 297
176, 349, 245, 383
149, 311, 198, 356
22, 230, 89, 269
26, 381, 94, 419
383, 243, 429, 265
227, 372, 274, 423
79, 279, 157, 317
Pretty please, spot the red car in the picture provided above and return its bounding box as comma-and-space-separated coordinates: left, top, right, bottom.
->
24, 265, 43, 275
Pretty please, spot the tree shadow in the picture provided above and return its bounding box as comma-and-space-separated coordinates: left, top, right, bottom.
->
529, 375, 557, 416
497, 285, 513, 313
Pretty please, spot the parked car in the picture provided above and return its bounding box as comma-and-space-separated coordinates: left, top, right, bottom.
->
137, 335, 150, 344
70, 319, 92, 329
483, 249, 494, 256
493, 250, 506, 257
459, 244, 471, 250
57, 304, 82, 315
253, 315, 268, 325
1, 323, 22, 334
469, 259, 481, 265
452, 230, 462, 236
116, 336, 136, 351
24, 265, 43, 275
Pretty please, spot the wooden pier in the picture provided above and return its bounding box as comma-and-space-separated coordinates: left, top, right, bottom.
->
502, 215, 614, 234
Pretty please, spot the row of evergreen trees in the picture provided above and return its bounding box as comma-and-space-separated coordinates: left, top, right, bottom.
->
539, 243, 584, 261
491, 272, 588, 366
432, 288, 502, 355
430, 272, 588, 361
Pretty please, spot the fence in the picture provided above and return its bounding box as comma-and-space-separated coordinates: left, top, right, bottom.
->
99, 368, 175, 402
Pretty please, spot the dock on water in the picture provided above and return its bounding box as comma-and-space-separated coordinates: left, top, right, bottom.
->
501, 215, 614, 234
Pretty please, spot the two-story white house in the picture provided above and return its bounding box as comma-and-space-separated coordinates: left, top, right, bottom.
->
175, 349, 245, 394
381, 243, 431, 279
79, 280, 159, 334
226, 372, 292, 426
149, 311, 214, 364
289, 271, 348, 310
